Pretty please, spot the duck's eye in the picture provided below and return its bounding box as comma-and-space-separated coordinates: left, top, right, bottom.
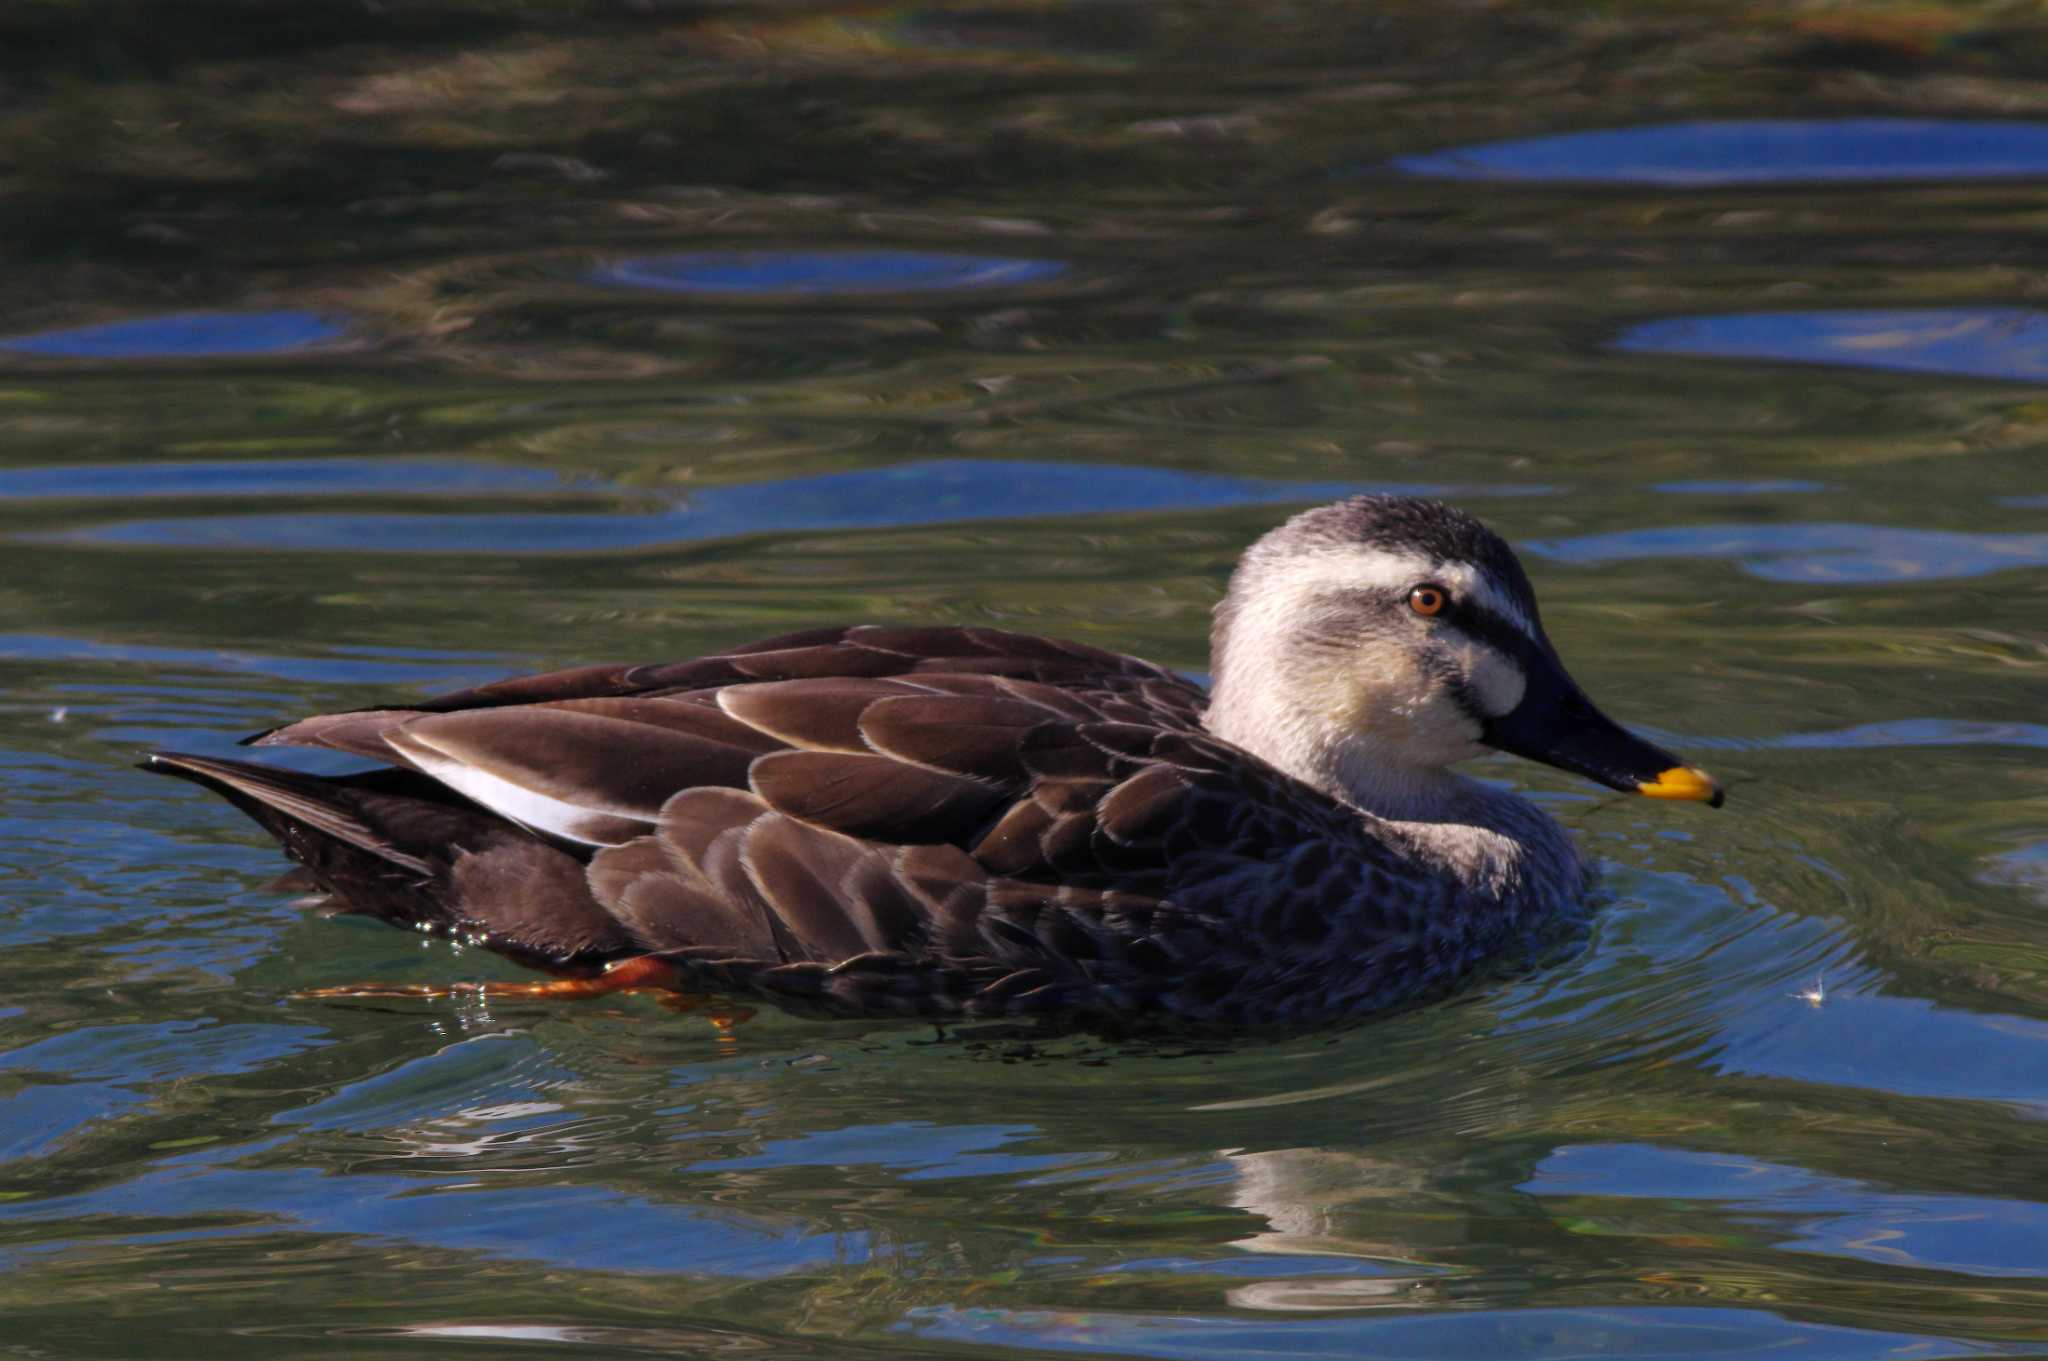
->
1407, 583, 1449, 617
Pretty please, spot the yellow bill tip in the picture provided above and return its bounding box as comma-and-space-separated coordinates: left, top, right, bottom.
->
1637, 765, 1724, 808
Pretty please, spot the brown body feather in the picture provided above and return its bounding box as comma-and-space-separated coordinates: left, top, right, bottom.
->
147, 623, 1540, 1024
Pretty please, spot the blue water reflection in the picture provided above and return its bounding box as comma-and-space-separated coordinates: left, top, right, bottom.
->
1711, 987, 2048, 1112
0, 458, 560, 501
279, 1031, 578, 1134
1526, 521, 2048, 583
1526, 1143, 2048, 1278
42, 459, 1548, 553
0, 1146, 863, 1276
0, 633, 500, 685
1987, 842, 2048, 908
0, 1022, 325, 1163
898, 1303, 2014, 1360
0, 311, 348, 359
1773, 719, 2048, 751
590, 250, 1066, 295
1679, 719, 2048, 754
1614, 308, 2048, 381
1392, 118, 2048, 186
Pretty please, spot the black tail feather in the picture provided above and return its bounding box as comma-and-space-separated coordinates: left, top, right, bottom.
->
144, 751, 636, 971
144, 753, 432, 873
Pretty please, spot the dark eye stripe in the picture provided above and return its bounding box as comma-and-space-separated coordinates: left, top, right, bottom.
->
1445, 599, 1538, 661
1418, 649, 1487, 724
1308, 588, 1541, 665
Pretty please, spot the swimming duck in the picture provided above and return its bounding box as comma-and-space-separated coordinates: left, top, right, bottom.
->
145, 496, 1720, 1025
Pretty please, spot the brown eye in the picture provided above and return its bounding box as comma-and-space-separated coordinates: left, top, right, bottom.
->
1407, 584, 1448, 617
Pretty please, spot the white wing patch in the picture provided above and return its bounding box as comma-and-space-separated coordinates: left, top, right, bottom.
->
386, 728, 651, 847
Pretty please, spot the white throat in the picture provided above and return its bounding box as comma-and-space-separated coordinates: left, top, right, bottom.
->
1202, 548, 1579, 897
1202, 667, 1465, 819
1203, 542, 1493, 820
1201, 501, 1592, 908
1204, 678, 1580, 901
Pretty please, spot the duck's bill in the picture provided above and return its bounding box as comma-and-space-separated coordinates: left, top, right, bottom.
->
1634, 764, 1723, 803
1481, 681, 1724, 808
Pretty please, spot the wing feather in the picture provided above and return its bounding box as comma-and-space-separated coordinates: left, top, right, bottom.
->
741, 814, 923, 959
189, 622, 1430, 1019
749, 750, 1008, 845
587, 834, 782, 957
386, 707, 761, 845
247, 709, 431, 760
856, 693, 1059, 779
716, 677, 929, 753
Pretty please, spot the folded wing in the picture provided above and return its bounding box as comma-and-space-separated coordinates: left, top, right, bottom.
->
167, 623, 1399, 1016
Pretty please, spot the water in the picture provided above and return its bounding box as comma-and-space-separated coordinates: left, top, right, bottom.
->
2, 3, 2047, 1356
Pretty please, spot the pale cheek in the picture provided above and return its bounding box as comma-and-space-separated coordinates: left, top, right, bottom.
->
1466, 647, 1526, 719
1334, 647, 1486, 764
1329, 646, 1422, 727
1397, 694, 1487, 763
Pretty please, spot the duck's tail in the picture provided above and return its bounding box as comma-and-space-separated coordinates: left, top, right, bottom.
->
141, 752, 633, 971
143, 752, 433, 874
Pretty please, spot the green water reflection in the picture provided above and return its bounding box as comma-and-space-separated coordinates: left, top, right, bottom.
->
1, 2, 2047, 1358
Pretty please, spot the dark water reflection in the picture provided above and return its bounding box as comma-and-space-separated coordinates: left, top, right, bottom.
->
1653, 479, 1828, 496
2, 3, 2048, 1358
590, 250, 1068, 295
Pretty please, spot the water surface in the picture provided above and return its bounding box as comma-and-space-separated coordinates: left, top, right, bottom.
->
1391, 117, 2048, 185
2, 4, 2046, 1359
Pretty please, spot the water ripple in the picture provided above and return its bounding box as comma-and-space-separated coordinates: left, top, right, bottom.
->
0, 458, 561, 501
0, 1022, 326, 1163
36, 459, 1547, 554
1392, 118, 2048, 186
0, 311, 349, 359
281, 1030, 577, 1135
0, 634, 502, 686
589, 250, 1067, 295
1614, 309, 2048, 382
1526, 1143, 2048, 1278
0, 1153, 864, 1276
1526, 521, 2048, 583
1652, 479, 1827, 496
1717, 719, 2048, 753
702, 1119, 1082, 1182
898, 1302, 2031, 1359
1710, 989, 2048, 1112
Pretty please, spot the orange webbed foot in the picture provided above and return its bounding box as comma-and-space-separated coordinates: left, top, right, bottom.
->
293, 955, 690, 1002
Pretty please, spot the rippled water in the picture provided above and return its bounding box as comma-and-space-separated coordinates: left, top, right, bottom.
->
4, 3, 2048, 1357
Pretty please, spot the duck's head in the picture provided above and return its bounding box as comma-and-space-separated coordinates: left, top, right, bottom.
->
1208, 495, 1722, 813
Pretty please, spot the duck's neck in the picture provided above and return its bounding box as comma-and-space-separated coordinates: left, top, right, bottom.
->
1203, 683, 1583, 899
1203, 690, 1495, 822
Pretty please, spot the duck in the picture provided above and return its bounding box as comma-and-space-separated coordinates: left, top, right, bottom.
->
144, 495, 1721, 1026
